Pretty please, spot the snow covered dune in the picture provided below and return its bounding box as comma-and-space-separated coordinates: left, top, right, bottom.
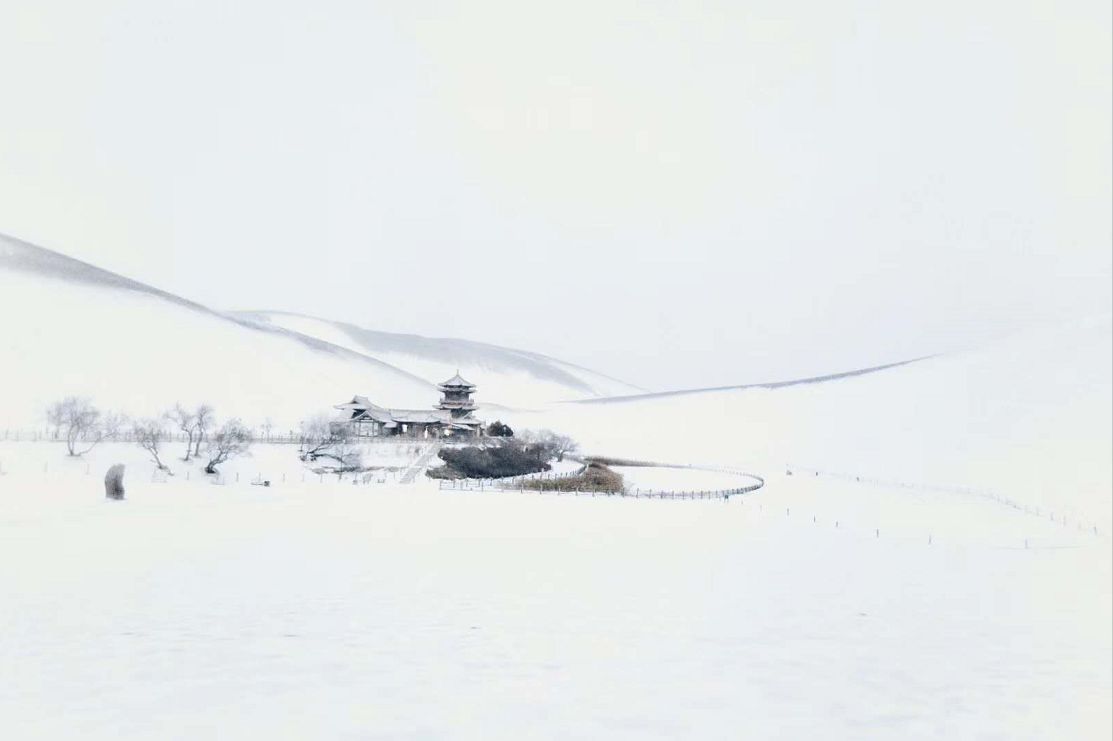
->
0, 233, 638, 427
1, 233, 1108, 740
0, 238, 434, 429
236, 310, 643, 407
512, 317, 1113, 527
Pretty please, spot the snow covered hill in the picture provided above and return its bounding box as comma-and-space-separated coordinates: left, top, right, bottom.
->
0, 233, 637, 428
1, 239, 1110, 741
234, 310, 642, 407
509, 316, 1113, 526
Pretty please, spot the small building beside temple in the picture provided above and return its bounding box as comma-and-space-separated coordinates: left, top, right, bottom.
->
335, 373, 485, 439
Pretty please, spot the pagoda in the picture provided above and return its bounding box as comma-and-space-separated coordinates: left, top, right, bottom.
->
335, 371, 484, 439
436, 371, 478, 418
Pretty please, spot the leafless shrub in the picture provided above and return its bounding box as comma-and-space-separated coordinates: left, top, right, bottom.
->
204, 419, 252, 474
517, 429, 579, 462
101, 412, 127, 442
546, 431, 579, 462
193, 404, 215, 459
45, 397, 116, 456
133, 419, 171, 472
168, 403, 199, 460
298, 415, 362, 470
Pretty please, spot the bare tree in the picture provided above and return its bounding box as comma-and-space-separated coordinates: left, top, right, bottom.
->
260, 417, 275, 442
168, 403, 198, 460
101, 412, 127, 442
45, 397, 111, 456
193, 404, 215, 458
517, 428, 579, 462
546, 431, 579, 462
133, 419, 171, 472
204, 419, 252, 474
298, 415, 361, 469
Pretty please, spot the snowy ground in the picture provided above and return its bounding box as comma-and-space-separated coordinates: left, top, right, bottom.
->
0, 441, 431, 485
611, 465, 752, 494
0, 457, 1108, 739
0, 244, 1108, 737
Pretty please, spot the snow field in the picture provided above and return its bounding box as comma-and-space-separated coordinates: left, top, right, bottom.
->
0, 236, 1109, 738
0, 471, 1108, 739
0, 440, 431, 485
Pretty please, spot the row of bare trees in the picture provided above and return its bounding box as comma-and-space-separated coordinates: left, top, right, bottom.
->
45, 397, 253, 475
43, 398, 577, 478
43, 400, 363, 476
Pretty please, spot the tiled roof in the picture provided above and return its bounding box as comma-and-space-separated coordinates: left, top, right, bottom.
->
338, 396, 481, 427
336, 391, 480, 427
438, 372, 475, 388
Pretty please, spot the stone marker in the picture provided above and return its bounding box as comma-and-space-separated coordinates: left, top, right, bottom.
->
105, 464, 126, 500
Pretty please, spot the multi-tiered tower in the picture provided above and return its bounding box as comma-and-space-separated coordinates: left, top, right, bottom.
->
436, 372, 478, 419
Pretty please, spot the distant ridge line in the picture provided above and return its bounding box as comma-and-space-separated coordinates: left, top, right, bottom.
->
565, 356, 935, 404
0, 231, 438, 387
237, 309, 641, 387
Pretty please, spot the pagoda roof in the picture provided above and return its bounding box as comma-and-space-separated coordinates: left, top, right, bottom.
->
438, 372, 476, 389
336, 396, 391, 418
336, 394, 483, 427
388, 409, 482, 425
388, 409, 449, 424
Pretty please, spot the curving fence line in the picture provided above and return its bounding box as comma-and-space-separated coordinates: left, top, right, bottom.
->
437, 463, 765, 501
787, 464, 1106, 539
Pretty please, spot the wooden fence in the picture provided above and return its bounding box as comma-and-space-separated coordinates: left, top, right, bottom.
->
438, 465, 765, 500
0, 428, 436, 446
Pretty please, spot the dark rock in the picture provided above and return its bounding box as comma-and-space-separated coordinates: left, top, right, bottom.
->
105, 464, 126, 500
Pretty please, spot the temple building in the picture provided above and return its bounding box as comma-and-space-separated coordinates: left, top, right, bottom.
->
335, 373, 484, 439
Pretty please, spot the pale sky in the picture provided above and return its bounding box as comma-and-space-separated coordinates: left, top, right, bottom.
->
1, 0, 1109, 389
